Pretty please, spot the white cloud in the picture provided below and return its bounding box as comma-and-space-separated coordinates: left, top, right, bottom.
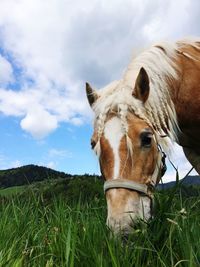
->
20, 106, 58, 139
162, 143, 198, 183
142, 0, 191, 42
0, 55, 14, 85
10, 160, 22, 168
0, 0, 199, 139
0, 152, 22, 170
48, 148, 72, 158
46, 161, 57, 170
38, 148, 73, 171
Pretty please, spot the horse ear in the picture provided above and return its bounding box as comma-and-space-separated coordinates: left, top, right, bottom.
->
132, 67, 150, 103
86, 82, 98, 107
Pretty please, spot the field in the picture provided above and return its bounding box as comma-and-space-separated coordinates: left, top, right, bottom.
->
0, 178, 200, 267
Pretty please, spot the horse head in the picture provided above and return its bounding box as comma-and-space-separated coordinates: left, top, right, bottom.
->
86, 67, 166, 235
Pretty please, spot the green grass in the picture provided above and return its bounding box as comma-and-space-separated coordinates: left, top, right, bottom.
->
0, 186, 25, 196
0, 183, 200, 267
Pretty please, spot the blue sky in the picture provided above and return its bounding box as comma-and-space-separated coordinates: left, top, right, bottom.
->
0, 114, 99, 174
0, 0, 199, 181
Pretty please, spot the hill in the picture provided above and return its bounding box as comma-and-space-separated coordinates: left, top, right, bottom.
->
0, 164, 199, 190
0, 164, 72, 188
157, 175, 200, 190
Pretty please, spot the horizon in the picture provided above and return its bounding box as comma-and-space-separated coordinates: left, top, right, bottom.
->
0, 0, 199, 182
0, 163, 199, 183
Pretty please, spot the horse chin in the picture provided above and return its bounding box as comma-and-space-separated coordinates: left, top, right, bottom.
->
106, 195, 152, 236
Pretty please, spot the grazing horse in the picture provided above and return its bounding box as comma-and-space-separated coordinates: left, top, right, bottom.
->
86, 39, 200, 234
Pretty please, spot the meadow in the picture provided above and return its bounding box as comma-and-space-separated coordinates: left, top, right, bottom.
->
0, 177, 200, 267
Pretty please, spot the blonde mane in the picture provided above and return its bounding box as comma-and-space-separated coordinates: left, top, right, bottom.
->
92, 39, 200, 155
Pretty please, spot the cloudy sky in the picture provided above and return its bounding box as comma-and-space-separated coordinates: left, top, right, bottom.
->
0, 0, 199, 181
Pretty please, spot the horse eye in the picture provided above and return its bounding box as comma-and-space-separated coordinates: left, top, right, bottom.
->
91, 139, 96, 149
140, 132, 152, 147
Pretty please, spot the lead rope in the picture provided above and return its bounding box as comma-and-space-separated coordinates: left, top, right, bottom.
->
167, 156, 194, 185
148, 143, 167, 187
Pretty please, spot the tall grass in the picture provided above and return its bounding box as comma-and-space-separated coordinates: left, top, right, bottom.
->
0, 185, 199, 267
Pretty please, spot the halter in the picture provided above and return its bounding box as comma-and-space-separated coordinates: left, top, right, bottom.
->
103, 146, 166, 199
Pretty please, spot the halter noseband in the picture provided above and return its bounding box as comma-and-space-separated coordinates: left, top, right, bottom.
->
103, 147, 166, 199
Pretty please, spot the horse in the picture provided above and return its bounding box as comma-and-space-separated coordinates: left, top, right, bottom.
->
86, 38, 200, 235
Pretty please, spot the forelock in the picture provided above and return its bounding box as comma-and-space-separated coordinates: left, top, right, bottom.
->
93, 100, 147, 158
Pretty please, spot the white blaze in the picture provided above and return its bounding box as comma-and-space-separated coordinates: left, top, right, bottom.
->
104, 117, 124, 179
104, 117, 152, 233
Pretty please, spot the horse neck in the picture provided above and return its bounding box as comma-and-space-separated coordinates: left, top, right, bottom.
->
172, 45, 200, 133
